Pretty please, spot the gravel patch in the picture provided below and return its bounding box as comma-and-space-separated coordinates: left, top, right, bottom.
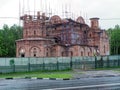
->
72, 69, 120, 78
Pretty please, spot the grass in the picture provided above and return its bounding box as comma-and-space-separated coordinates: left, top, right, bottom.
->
95, 66, 120, 70
0, 70, 72, 79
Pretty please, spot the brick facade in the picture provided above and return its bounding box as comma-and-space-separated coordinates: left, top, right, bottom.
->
16, 12, 110, 57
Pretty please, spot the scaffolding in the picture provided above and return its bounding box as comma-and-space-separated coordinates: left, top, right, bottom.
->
17, 0, 109, 57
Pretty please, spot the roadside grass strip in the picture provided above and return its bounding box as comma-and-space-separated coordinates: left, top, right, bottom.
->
0, 71, 72, 80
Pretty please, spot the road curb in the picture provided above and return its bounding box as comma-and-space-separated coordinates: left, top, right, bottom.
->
0, 75, 119, 80
0, 77, 72, 80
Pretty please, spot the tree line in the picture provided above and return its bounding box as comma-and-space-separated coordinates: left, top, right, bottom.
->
0, 24, 22, 57
107, 25, 120, 55
0, 24, 120, 57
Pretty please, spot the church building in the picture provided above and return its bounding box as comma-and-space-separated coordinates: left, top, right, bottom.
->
16, 12, 109, 57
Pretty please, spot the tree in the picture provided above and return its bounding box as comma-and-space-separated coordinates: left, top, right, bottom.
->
107, 25, 120, 55
0, 24, 23, 57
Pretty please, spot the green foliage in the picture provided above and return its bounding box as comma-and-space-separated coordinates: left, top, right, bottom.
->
9, 59, 15, 66
0, 24, 23, 57
107, 25, 120, 55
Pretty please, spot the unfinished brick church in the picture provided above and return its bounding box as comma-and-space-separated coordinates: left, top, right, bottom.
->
16, 12, 109, 57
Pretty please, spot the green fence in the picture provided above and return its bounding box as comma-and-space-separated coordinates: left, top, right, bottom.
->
0, 55, 120, 73
95, 55, 120, 68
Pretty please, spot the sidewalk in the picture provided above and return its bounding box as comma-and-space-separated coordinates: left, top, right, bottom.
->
73, 69, 120, 79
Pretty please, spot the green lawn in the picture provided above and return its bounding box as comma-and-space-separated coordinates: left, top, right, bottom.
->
95, 66, 120, 70
0, 70, 72, 79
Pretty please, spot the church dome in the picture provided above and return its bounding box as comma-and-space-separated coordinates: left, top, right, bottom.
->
50, 15, 61, 24
76, 16, 85, 24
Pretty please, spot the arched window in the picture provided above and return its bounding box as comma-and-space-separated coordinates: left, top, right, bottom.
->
46, 48, 50, 57
51, 48, 56, 57
34, 30, 36, 35
46, 52, 49, 57
34, 53, 36, 57
84, 31, 87, 34
70, 51, 73, 56
89, 34, 91, 37
87, 48, 91, 56
80, 47, 84, 56
42, 31, 44, 36
91, 21, 94, 27
81, 51, 83, 56
62, 52, 64, 56
30, 47, 40, 57
33, 48, 37, 57
88, 52, 90, 56
104, 45, 105, 53
34, 48, 36, 51
26, 30, 28, 35
19, 48, 25, 57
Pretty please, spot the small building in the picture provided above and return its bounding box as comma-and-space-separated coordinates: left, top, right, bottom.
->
16, 12, 109, 57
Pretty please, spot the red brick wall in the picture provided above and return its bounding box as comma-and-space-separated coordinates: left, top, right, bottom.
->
16, 14, 110, 57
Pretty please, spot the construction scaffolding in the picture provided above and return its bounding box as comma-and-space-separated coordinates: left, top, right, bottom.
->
16, 0, 109, 57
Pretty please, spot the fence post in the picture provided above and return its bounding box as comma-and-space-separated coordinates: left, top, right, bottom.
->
100, 56, 103, 68
118, 55, 120, 66
28, 57, 30, 72
43, 58, 45, 71
57, 60, 59, 70
70, 57, 72, 69
107, 56, 109, 68
95, 56, 97, 69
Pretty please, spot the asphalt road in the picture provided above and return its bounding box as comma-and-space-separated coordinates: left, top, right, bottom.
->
0, 77, 120, 90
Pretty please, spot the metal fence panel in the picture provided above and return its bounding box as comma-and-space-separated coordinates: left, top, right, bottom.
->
15, 58, 28, 65
0, 58, 6, 66
0, 55, 120, 73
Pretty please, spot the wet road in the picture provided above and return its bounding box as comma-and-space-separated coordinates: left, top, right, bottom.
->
0, 77, 120, 90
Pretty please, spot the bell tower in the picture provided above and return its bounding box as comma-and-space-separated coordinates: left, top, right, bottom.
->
20, 12, 47, 38
90, 18, 99, 29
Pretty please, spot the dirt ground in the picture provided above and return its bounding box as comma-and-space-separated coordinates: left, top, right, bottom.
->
72, 69, 120, 79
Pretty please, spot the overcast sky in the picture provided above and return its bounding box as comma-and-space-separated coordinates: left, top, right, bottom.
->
0, 0, 120, 29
